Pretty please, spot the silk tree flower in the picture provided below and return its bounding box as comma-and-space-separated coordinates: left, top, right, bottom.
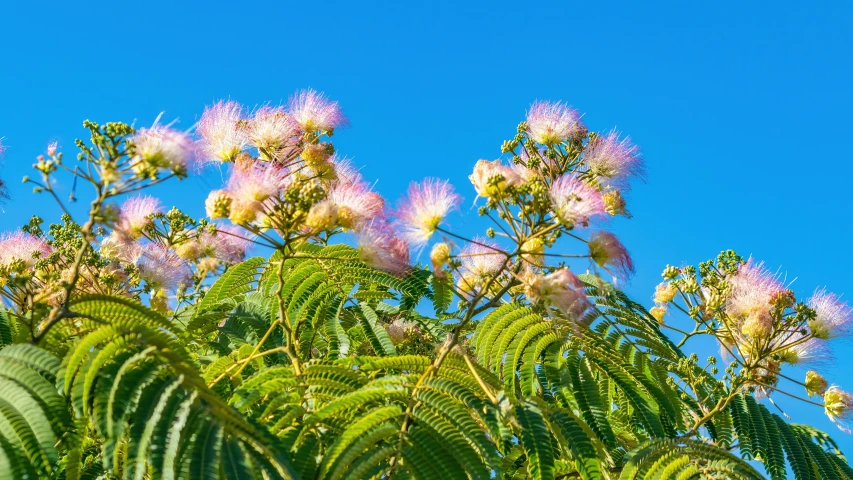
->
135, 245, 191, 292
469, 159, 523, 199
724, 259, 785, 339
115, 195, 162, 241
395, 178, 461, 247
132, 125, 196, 173
779, 336, 832, 366
226, 161, 291, 203
582, 131, 644, 188
330, 156, 363, 185
305, 200, 340, 233
588, 231, 634, 281
807, 289, 853, 340
824, 386, 853, 433
200, 225, 251, 264
459, 238, 506, 278
526, 101, 584, 145
0, 232, 52, 268
248, 105, 299, 152
196, 100, 248, 163
357, 223, 411, 276
654, 282, 678, 303
549, 175, 606, 228
288, 89, 348, 133
523, 268, 589, 318
327, 181, 385, 231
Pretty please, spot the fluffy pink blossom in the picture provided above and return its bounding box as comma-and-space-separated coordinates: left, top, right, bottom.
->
116, 195, 162, 241
226, 161, 291, 203
549, 175, 606, 228
469, 159, 523, 199
134, 245, 191, 291
99, 232, 141, 263
808, 289, 853, 340
328, 181, 385, 231
196, 100, 248, 163
0, 232, 52, 267
459, 238, 506, 278
200, 225, 252, 264
248, 105, 299, 151
357, 223, 411, 276
588, 231, 634, 281
395, 178, 460, 247
47, 142, 57, 156
725, 259, 785, 336
288, 89, 347, 133
526, 101, 584, 145
583, 131, 643, 188
330, 156, 364, 185
524, 268, 589, 318
133, 125, 196, 172
781, 336, 833, 366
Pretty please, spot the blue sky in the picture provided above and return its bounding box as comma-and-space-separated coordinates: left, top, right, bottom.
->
2, 0, 853, 458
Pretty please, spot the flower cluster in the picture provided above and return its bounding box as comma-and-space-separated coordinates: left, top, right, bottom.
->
653, 251, 853, 431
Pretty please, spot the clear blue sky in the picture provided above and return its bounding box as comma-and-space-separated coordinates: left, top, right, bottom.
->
2, 0, 852, 459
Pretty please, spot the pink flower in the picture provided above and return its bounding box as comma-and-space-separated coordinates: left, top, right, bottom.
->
134, 245, 191, 291
549, 175, 606, 228
583, 131, 643, 188
226, 161, 291, 203
200, 225, 251, 264
330, 156, 364, 185
524, 268, 589, 318
526, 101, 584, 145
116, 195, 162, 241
395, 178, 460, 247
781, 336, 833, 366
248, 105, 299, 152
808, 289, 853, 340
196, 100, 248, 163
327, 181, 385, 232
357, 223, 411, 276
288, 89, 347, 133
47, 142, 57, 156
725, 259, 785, 332
0, 232, 52, 267
459, 238, 506, 278
133, 125, 196, 173
469, 159, 523, 199
588, 231, 634, 281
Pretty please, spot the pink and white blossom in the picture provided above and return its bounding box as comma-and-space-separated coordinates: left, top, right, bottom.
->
288, 89, 347, 133
549, 175, 606, 227
327, 181, 385, 231
357, 223, 411, 276
588, 231, 634, 281
248, 105, 299, 152
524, 268, 589, 318
469, 159, 523, 199
226, 161, 291, 203
725, 260, 785, 332
824, 386, 853, 433
583, 131, 643, 187
0, 232, 52, 267
808, 288, 853, 340
459, 239, 506, 278
134, 245, 191, 291
395, 178, 460, 247
196, 100, 248, 163
116, 195, 162, 241
526, 101, 584, 145
200, 225, 252, 264
133, 125, 196, 172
